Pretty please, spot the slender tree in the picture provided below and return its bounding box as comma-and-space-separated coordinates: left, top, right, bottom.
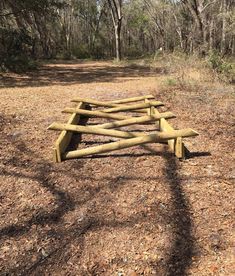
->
107, 0, 123, 61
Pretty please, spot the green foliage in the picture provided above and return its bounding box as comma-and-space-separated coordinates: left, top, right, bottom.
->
0, 28, 37, 72
164, 78, 177, 86
208, 51, 234, 82
2, 54, 37, 72
71, 45, 91, 59
125, 46, 143, 58
9, 0, 63, 14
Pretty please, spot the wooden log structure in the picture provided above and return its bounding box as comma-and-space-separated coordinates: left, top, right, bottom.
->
49, 94, 198, 162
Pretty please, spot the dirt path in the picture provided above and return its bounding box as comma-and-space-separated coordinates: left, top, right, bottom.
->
0, 61, 234, 275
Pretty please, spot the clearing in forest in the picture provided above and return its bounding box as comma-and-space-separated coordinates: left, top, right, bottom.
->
0, 61, 234, 275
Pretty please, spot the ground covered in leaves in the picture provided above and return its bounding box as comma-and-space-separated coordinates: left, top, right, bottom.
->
0, 61, 234, 275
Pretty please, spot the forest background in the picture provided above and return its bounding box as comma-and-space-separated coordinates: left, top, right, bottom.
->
0, 0, 234, 80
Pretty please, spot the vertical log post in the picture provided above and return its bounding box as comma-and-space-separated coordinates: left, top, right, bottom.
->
145, 98, 185, 159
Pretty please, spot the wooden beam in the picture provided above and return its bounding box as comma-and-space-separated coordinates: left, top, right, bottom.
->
48, 122, 145, 138
100, 101, 163, 113
154, 107, 185, 158
63, 108, 132, 120
53, 101, 85, 162
71, 97, 149, 113
71, 97, 119, 107
94, 112, 175, 129
49, 123, 197, 140
145, 98, 188, 159
63, 129, 198, 159
109, 95, 155, 104
63, 108, 175, 123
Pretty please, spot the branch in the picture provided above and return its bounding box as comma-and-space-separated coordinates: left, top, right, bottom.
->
107, 0, 117, 26
0, 9, 26, 17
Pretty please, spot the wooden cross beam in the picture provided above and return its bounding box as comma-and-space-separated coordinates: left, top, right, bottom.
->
71, 96, 158, 113
99, 101, 163, 113
49, 121, 193, 140
63, 129, 198, 159
109, 95, 155, 104
93, 112, 175, 129
48, 122, 146, 138
72, 94, 155, 105
64, 101, 163, 118
63, 108, 132, 120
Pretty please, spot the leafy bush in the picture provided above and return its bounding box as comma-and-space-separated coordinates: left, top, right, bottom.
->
71, 45, 91, 59
208, 51, 234, 82
0, 28, 37, 72
2, 54, 37, 72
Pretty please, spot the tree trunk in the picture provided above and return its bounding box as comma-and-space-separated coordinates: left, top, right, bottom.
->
115, 23, 121, 61
209, 19, 214, 51
221, 0, 227, 54
107, 0, 123, 61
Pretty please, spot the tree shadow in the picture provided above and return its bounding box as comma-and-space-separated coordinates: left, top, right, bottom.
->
0, 114, 80, 241
186, 151, 211, 159
0, 112, 198, 275
77, 152, 167, 159
0, 61, 158, 88
162, 148, 195, 276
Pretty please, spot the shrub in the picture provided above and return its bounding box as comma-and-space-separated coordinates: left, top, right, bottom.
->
0, 28, 37, 72
208, 51, 234, 82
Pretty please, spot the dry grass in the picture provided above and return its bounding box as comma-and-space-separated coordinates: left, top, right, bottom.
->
121, 53, 234, 94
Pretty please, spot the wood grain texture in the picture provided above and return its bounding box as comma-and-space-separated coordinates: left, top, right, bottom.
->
100, 101, 163, 113
109, 95, 155, 104
63, 129, 198, 159
53, 101, 85, 162
63, 108, 131, 120
94, 112, 175, 129
71, 97, 153, 114
145, 98, 187, 159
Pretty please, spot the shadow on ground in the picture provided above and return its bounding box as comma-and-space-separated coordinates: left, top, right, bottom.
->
162, 150, 195, 276
0, 61, 159, 88
0, 106, 197, 275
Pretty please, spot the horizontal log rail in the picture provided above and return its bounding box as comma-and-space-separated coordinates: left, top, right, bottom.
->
94, 112, 175, 129
71, 97, 122, 108
63, 109, 174, 123
63, 129, 198, 159
71, 97, 155, 113
48, 122, 145, 138
49, 121, 195, 141
63, 108, 132, 120
109, 95, 155, 104
100, 101, 163, 113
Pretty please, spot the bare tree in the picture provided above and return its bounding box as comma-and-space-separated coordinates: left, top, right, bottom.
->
107, 0, 123, 61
